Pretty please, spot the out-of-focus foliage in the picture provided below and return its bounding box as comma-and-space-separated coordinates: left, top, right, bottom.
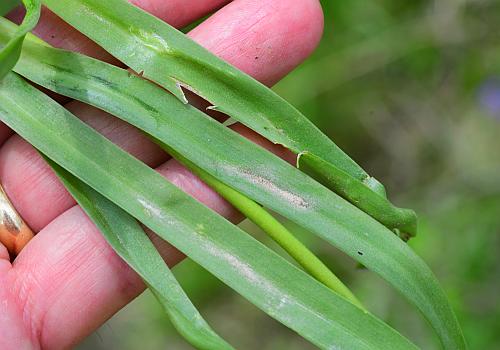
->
79, 0, 500, 349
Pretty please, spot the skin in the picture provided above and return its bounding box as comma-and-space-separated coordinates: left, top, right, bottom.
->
0, 0, 324, 349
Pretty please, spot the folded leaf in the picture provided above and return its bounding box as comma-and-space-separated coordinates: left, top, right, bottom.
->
0, 71, 418, 350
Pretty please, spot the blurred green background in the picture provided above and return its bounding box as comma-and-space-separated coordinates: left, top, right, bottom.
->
80, 1, 500, 349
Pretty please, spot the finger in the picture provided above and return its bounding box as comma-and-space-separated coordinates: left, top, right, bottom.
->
7, 0, 231, 62
0, 243, 9, 261
0, 266, 36, 350
6, 1, 324, 347
189, 0, 324, 86
9, 206, 156, 349
0, 103, 168, 233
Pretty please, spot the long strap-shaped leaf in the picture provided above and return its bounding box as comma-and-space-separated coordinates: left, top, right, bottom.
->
0, 72, 417, 350
39, 0, 422, 239
1, 30, 465, 349
46, 159, 234, 350
39, 0, 361, 179
0, 0, 40, 79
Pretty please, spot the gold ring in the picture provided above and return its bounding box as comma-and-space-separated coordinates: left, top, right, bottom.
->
0, 184, 34, 257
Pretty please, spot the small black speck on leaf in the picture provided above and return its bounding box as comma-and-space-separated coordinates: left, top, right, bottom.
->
357, 251, 364, 256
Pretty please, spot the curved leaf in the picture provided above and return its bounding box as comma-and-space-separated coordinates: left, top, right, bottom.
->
1, 29, 465, 349
0, 72, 417, 350
0, 0, 40, 79
39, 0, 422, 238
47, 159, 234, 350
0, 19, 362, 308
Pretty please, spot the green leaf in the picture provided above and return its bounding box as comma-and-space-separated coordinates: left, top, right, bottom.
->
40, 0, 357, 175
46, 159, 234, 350
1, 28, 464, 349
1, 18, 362, 309
39, 0, 422, 238
0, 72, 418, 349
0, 0, 40, 79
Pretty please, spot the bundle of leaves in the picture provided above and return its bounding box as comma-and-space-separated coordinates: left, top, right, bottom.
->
0, 1, 466, 349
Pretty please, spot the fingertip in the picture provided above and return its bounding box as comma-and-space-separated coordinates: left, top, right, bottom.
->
299, 0, 325, 56
189, 0, 324, 86
264, 0, 325, 85
130, 0, 231, 28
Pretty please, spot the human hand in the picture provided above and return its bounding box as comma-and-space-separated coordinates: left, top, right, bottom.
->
0, 1, 323, 348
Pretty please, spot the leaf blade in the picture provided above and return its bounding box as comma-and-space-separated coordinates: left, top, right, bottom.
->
0, 72, 418, 350
46, 158, 234, 350
0, 0, 40, 79
2, 30, 464, 349
41, 0, 420, 227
